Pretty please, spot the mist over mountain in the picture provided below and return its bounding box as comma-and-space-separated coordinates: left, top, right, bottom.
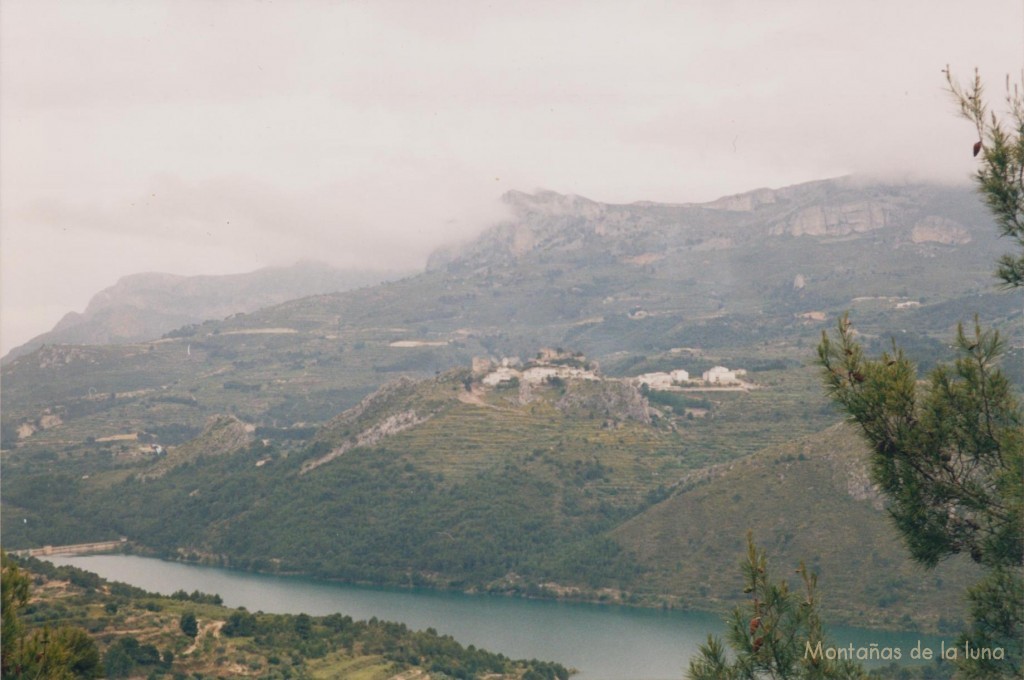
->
3, 261, 405, 363
429, 177, 981, 273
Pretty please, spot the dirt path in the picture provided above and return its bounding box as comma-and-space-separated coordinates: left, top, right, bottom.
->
389, 671, 429, 680
183, 619, 225, 655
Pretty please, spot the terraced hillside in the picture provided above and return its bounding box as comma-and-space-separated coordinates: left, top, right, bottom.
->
3, 369, 692, 589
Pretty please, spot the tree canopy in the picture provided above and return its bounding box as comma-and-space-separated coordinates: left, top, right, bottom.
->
1, 551, 102, 679
945, 66, 1024, 288
816, 68, 1024, 679
687, 533, 864, 680
818, 317, 1022, 571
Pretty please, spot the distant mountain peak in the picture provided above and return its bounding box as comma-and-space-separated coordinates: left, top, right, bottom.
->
429, 176, 983, 273
3, 262, 404, 363
502, 189, 603, 217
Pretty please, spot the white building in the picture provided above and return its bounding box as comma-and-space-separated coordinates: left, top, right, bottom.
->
480, 350, 598, 388
482, 367, 522, 387
633, 369, 690, 390
703, 366, 738, 384
635, 372, 674, 390
670, 369, 690, 382
522, 366, 561, 384
522, 365, 598, 385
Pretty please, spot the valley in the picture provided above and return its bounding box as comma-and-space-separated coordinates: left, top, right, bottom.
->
2, 177, 1020, 643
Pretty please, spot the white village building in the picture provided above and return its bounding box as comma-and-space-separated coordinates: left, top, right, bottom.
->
702, 366, 738, 384
633, 369, 690, 390
481, 360, 599, 388
481, 367, 522, 387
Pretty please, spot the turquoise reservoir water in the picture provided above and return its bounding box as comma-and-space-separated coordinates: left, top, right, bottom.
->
47, 554, 950, 680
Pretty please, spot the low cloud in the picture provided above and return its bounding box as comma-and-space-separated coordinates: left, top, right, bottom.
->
2, 0, 1021, 351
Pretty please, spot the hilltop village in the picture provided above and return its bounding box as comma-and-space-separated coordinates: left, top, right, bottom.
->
473, 347, 751, 392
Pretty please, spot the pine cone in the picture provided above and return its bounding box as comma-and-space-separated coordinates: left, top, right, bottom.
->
749, 616, 762, 635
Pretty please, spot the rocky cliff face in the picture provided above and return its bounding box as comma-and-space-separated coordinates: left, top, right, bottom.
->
910, 216, 972, 244
428, 177, 986, 273
555, 379, 652, 425
703, 186, 779, 212
768, 202, 891, 237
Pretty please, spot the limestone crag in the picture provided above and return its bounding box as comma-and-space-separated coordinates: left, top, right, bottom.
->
429, 177, 981, 275
704, 187, 780, 212
300, 409, 429, 474
770, 202, 890, 237
555, 379, 651, 425
910, 216, 972, 245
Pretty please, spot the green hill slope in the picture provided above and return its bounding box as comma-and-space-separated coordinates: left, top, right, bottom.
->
4, 370, 693, 593
611, 423, 980, 631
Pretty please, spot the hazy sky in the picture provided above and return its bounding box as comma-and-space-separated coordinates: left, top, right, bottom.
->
2, 1, 1022, 353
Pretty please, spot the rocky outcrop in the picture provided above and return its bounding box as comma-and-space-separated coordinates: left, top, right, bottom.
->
320, 378, 420, 429
704, 187, 779, 212
556, 379, 651, 424
14, 411, 64, 440
770, 202, 890, 237
503, 189, 606, 220
301, 409, 429, 474
300, 378, 435, 474
429, 178, 985, 275
910, 216, 971, 244
830, 454, 885, 512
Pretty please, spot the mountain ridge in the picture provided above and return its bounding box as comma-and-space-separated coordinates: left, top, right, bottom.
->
427, 177, 984, 273
4, 261, 405, 363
